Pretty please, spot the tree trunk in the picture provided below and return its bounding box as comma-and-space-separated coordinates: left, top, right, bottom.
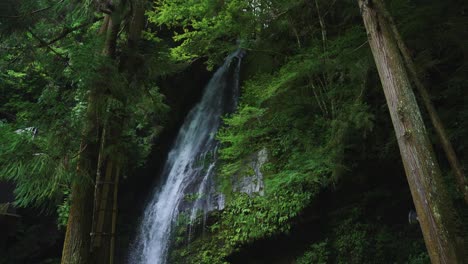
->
62, 1, 147, 262
61, 177, 94, 264
61, 99, 101, 264
374, 1, 467, 204
88, 11, 122, 264
357, 0, 464, 263
109, 167, 120, 264
62, 8, 121, 264
90, 2, 147, 263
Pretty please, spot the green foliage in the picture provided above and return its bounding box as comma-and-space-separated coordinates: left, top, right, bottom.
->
407, 252, 431, 264
0, 0, 170, 225
167, 1, 381, 262
0, 15, 88, 210
0, 123, 75, 209
296, 240, 329, 264
331, 211, 370, 263
56, 188, 71, 228
222, 191, 311, 240
170, 8, 379, 262
149, 0, 255, 67
149, 0, 315, 68
294, 204, 429, 264
170, 190, 312, 263
217, 26, 374, 192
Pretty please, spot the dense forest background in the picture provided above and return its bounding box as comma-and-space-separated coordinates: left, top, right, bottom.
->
0, 0, 466, 263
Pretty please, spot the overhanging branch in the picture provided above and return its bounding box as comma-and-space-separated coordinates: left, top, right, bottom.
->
27, 28, 70, 65
0, 0, 65, 19
39, 17, 104, 47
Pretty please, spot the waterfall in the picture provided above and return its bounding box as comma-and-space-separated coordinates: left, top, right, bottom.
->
128, 50, 244, 264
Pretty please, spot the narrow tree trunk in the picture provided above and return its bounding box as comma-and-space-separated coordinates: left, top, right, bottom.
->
90, 159, 119, 264
374, 1, 467, 203
91, 125, 107, 246
109, 167, 120, 264
357, 0, 464, 263
61, 102, 101, 264
92, 159, 114, 248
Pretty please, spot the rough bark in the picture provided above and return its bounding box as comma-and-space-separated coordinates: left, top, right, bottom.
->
62, 1, 147, 262
62, 8, 121, 264
61, 183, 93, 264
89, 13, 122, 264
90, 2, 147, 263
374, 1, 467, 204
61, 99, 101, 264
61, 178, 94, 264
119, 2, 146, 77
357, 0, 464, 263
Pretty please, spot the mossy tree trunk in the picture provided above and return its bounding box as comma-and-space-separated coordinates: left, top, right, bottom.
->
61, 89, 105, 264
357, 0, 464, 263
374, 1, 467, 204
62, 1, 148, 263
60, 167, 95, 264
61, 2, 124, 263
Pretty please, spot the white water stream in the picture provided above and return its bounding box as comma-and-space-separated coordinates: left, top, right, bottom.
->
128, 50, 244, 264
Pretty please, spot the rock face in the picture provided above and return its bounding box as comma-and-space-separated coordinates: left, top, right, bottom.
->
233, 148, 267, 196
214, 148, 268, 211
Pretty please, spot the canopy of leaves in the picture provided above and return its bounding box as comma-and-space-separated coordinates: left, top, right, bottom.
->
0, 0, 170, 218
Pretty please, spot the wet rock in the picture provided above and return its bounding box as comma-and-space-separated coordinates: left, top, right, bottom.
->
233, 148, 267, 196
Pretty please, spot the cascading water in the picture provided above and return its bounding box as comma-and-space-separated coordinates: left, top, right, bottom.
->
128, 50, 244, 264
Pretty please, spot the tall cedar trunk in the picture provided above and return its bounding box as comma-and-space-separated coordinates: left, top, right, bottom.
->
357, 0, 464, 263
90, 2, 147, 263
61, 183, 94, 264
61, 94, 102, 264
62, 9, 121, 264
374, 1, 467, 203
89, 12, 121, 264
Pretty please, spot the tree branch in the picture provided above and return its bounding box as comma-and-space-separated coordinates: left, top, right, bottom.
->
0, 0, 65, 19
27, 28, 70, 67
39, 17, 104, 47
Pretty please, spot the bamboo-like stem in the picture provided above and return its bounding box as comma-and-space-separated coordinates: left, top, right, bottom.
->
94, 159, 114, 247
90, 125, 106, 248
314, 0, 327, 51
109, 166, 120, 264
